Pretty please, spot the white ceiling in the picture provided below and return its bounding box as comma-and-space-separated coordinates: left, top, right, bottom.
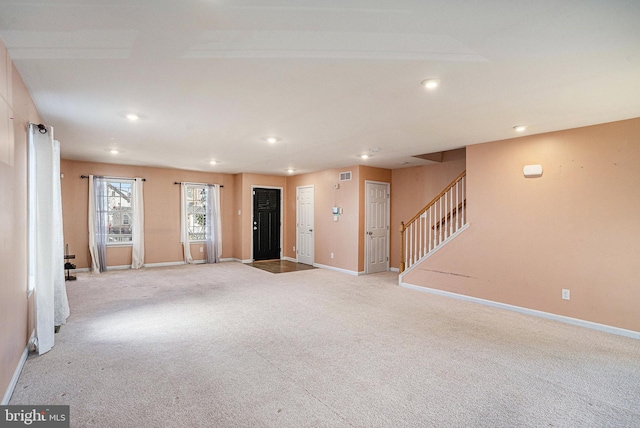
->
1, 0, 639, 175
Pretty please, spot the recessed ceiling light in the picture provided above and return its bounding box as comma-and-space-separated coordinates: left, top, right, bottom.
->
264, 136, 280, 144
209, 160, 217, 165
360, 154, 370, 159
513, 125, 527, 132
286, 168, 295, 174
125, 113, 139, 121
421, 78, 440, 89
110, 149, 119, 154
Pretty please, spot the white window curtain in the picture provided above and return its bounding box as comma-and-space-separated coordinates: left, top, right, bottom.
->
28, 124, 70, 355
88, 175, 107, 273
205, 184, 222, 263
180, 183, 194, 264
131, 178, 145, 269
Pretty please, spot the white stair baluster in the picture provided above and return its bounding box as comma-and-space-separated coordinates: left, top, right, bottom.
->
460, 176, 467, 226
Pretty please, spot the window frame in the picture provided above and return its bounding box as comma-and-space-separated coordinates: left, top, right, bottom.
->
104, 178, 135, 246
185, 184, 208, 242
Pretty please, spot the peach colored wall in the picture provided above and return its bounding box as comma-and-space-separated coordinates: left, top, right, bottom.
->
358, 166, 392, 272
390, 149, 466, 268
402, 119, 640, 332
0, 44, 41, 399
60, 160, 235, 268
238, 173, 287, 261
285, 166, 360, 272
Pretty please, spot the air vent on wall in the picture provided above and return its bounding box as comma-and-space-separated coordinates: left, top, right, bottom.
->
339, 171, 352, 181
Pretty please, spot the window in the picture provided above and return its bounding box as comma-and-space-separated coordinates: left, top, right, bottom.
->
105, 179, 133, 244
186, 185, 207, 241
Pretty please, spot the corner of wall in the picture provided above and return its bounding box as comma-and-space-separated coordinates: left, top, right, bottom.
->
0, 41, 40, 406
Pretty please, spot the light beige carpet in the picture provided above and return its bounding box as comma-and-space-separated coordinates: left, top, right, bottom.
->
10, 262, 640, 427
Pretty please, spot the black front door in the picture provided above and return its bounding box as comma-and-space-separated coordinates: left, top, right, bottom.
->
253, 188, 281, 261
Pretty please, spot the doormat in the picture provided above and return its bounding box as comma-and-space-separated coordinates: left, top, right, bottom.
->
248, 260, 316, 274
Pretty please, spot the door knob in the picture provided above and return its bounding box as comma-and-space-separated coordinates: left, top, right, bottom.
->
309, 229, 313, 232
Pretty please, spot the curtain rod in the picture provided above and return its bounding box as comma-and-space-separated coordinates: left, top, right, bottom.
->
29, 122, 49, 134
81, 175, 146, 181
174, 181, 223, 188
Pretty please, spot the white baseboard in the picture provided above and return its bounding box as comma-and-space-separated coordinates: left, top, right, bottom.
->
400, 282, 640, 340
2, 346, 29, 405
283, 256, 297, 263
78, 259, 236, 272
108, 260, 204, 270
106, 264, 132, 271
313, 263, 360, 276
220, 258, 240, 263
240, 259, 253, 264
390, 267, 399, 273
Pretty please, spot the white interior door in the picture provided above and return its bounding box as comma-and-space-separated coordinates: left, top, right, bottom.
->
365, 181, 390, 274
296, 186, 314, 265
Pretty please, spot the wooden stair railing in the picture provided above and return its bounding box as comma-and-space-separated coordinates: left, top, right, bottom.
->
400, 171, 467, 272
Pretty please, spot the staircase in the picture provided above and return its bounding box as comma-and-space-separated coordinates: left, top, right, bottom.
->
400, 171, 467, 272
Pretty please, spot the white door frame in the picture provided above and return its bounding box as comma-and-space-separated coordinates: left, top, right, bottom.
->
250, 185, 283, 262
365, 180, 390, 274
296, 185, 314, 265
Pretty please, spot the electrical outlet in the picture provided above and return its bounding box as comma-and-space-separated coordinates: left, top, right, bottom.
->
199, 246, 203, 253
330, 252, 334, 259
293, 246, 295, 252
562, 289, 570, 300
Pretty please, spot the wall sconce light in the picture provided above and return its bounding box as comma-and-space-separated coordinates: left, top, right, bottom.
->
523, 164, 543, 178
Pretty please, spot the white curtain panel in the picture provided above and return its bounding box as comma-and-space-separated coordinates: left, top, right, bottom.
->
29, 124, 69, 355
52, 140, 70, 327
94, 177, 108, 271
131, 178, 145, 269
88, 175, 99, 273
180, 183, 193, 264
88, 176, 107, 273
205, 184, 222, 263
